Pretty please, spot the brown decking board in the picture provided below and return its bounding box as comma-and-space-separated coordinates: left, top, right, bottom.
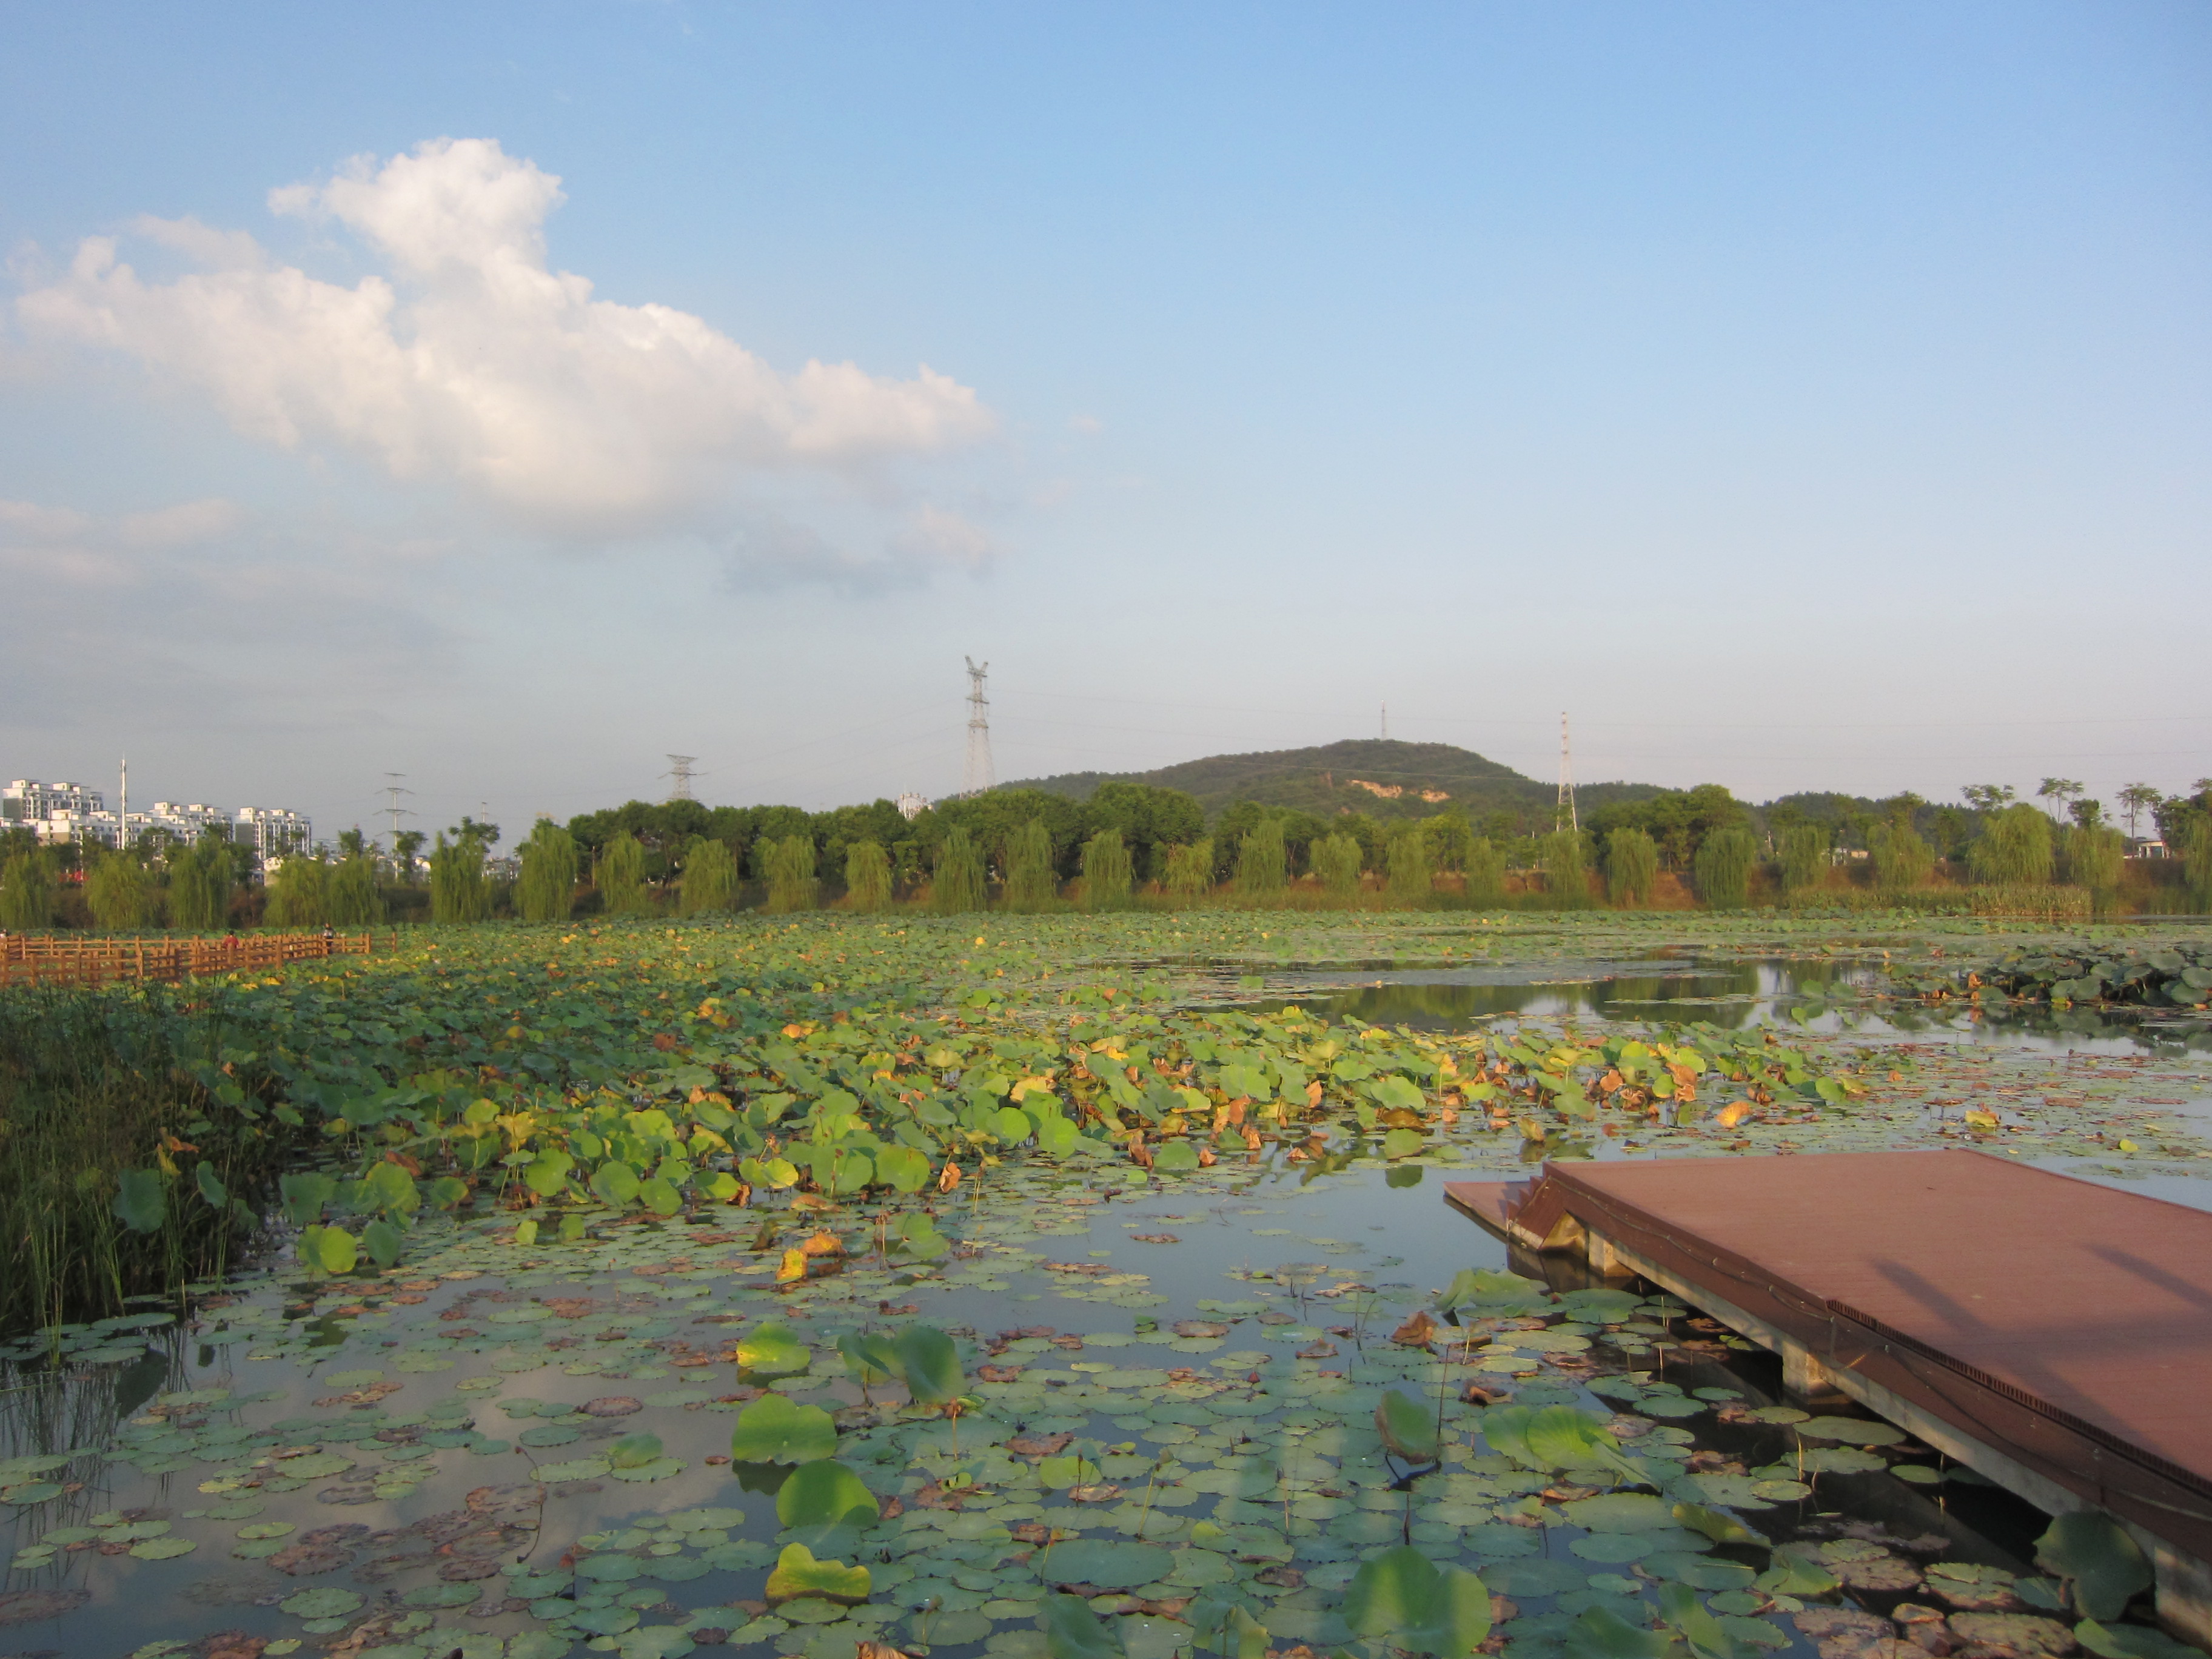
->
1445, 1150, 2212, 1567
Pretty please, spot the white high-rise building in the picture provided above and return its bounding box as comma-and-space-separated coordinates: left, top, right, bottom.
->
235, 806, 313, 864
121, 802, 232, 848
4, 780, 104, 823
4, 779, 310, 866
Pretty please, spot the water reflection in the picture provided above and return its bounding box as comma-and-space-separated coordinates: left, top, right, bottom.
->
1239, 957, 2212, 1056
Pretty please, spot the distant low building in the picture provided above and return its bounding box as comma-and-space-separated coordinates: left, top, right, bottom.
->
2127, 837, 2169, 860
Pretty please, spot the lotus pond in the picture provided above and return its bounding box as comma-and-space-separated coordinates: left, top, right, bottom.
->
2, 911, 2208, 1659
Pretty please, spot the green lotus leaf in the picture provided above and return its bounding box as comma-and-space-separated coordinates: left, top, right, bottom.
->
1376, 1388, 1441, 1463
1524, 1406, 1643, 1481
890, 1212, 948, 1259
2075, 1620, 2200, 1659
1755, 1545, 1839, 1598
1382, 1128, 1426, 1160
2037, 1512, 2152, 1621
591, 1161, 641, 1206
736, 1321, 810, 1378
534, 1458, 612, 1482
280, 1587, 365, 1618
130, 1536, 197, 1560
112, 1168, 166, 1234
609, 1456, 685, 1483
837, 1332, 898, 1387
638, 1176, 682, 1216
1152, 1141, 1201, 1172
765, 1542, 871, 1606
775, 1459, 880, 1529
603, 1432, 663, 1469
1794, 1416, 1904, 1446
523, 1150, 574, 1197
1672, 1503, 1759, 1546
1647, 1555, 1757, 1591
1563, 1607, 1671, 1659
571, 1605, 641, 1635
1800, 1446, 1887, 1475
1044, 1538, 1174, 1590
1347, 1545, 1493, 1658
278, 1172, 335, 1228
1563, 1493, 1674, 1532
1039, 1454, 1102, 1489
873, 1144, 931, 1193
361, 1218, 404, 1269
576, 1553, 646, 1581
894, 1324, 964, 1405
730, 1392, 839, 1464
1560, 1287, 1642, 1322
402, 1581, 483, 1607
1047, 1594, 1128, 1659
1436, 1268, 1552, 1318
301, 1224, 357, 1275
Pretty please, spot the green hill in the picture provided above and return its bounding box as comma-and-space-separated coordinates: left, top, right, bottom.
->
1005, 738, 1664, 826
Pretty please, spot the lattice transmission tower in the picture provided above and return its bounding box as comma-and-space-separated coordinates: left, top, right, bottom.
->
381, 773, 415, 840
963, 658, 994, 798
1556, 712, 1578, 832
665, 754, 700, 802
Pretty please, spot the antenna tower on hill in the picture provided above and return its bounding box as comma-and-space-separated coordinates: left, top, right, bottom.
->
1381, 704, 1389, 741
1557, 712, 1578, 833
963, 658, 994, 797
665, 754, 700, 802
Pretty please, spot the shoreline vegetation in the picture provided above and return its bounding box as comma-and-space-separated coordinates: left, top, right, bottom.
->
3, 780, 2210, 934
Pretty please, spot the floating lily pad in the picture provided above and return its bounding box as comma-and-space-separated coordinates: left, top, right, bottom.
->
130, 1537, 198, 1560
1044, 1539, 1175, 1589
1795, 1416, 1905, 1446
1563, 1493, 1673, 1532
279, 1587, 365, 1619
534, 1458, 612, 1482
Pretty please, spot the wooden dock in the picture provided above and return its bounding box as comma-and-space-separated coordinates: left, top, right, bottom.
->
1445, 1150, 2212, 1644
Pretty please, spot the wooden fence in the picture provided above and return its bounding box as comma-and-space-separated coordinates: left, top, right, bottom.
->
0, 932, 376, 989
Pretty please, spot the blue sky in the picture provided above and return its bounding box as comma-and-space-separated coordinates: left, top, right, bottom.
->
3, 2, 2207, 842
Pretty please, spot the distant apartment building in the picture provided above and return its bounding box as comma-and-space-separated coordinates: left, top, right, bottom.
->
4, 779, 104, 823
234, 806, 313, 865
5, 778, 310, 867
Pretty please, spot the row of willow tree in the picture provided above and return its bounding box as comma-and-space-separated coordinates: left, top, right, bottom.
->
5, 791, 2208, 931
495, 815, 1798, 916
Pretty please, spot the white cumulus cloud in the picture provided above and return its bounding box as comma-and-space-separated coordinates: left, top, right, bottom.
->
17, 138, 997, 543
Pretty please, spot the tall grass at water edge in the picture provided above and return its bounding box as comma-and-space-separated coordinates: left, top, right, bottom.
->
0, 986, 293, 1340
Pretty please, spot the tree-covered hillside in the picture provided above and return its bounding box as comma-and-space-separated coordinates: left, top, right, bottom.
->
1007, 737, 1664, 826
